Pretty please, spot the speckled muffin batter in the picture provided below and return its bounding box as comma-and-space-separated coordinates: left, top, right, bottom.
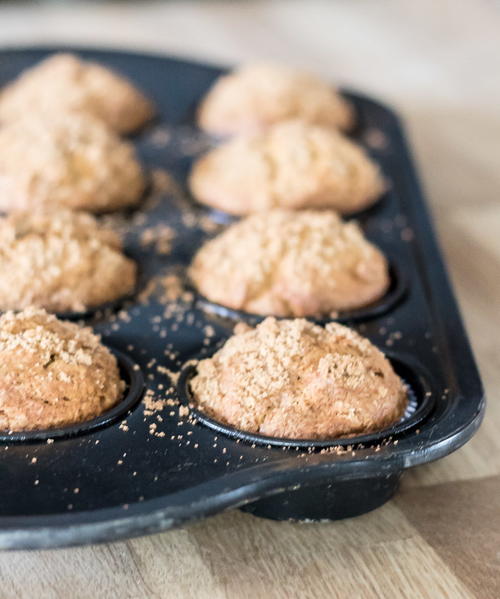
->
198, 62, 353, 136
189, 210, 389, 317
0, 112, 146, 213
190, 318, 407, 440
0, 308, 124, 432
189, 120, 385, 215
0, 53, 154, 134
0, 209, 137, 313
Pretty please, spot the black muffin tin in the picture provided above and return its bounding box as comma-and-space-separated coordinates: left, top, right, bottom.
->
0, 47, 484, 549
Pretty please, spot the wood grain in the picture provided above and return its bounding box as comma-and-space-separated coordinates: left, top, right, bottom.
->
0, 1, 498, 597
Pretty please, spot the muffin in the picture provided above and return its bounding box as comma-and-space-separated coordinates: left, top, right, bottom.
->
198, 62, 353, 136
189, 210, 389, 317
0, 209, 137, 313
189, 120, 385, 215
0, 112, 146, 213
0, 308, 124, 432
190, 317, 407, 440
0, 53, 154, 134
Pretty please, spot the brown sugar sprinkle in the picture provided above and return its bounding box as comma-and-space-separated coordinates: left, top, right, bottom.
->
157, 365, 180, 385
136, 268, 193, 310
143, 392, 167, 413
140, 224, 176, 255
198, 215, 223, 234
137, 277, 158, 304
181, 212, 197, 228
151, 168, 181, 197
149, 126, 171, 147
203, 325, 215, 338
159, 274, 184, 302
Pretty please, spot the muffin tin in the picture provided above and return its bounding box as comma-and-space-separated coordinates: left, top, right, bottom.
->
178, 352, 432, 449
0, 47, 485, 549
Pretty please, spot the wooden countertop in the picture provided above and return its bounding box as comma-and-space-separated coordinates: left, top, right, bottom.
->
0, 1, 498, 597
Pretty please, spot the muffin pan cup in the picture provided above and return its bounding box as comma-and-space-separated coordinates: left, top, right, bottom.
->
0, 47, 485, 549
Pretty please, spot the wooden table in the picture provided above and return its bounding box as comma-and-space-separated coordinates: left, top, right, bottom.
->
0, 1, 498, 597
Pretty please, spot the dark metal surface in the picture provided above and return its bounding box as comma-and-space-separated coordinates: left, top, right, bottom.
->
0, 46, 485, 549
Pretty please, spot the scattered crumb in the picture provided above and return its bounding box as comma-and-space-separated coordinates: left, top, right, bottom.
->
141, 224, 176, 255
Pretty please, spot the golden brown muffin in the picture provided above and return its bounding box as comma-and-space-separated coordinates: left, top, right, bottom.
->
190, 318, 407, 440
189, 120, 384, 215
0, 308, 124, 432
198, 62, 353, 136
0, 209, 137, 313
189, 210, 389, 317
0, 112, 146, 213
0, 53, 154, 134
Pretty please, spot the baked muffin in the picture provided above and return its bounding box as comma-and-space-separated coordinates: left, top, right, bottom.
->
190, 318, 407, 440
0, 112, 146, 213
189, 210, 389, 317
0, 308, 124, 432
0, 209, 137, 313
189, 120, 384, 215
0, 53, 154, 134
198, 62, 353, 136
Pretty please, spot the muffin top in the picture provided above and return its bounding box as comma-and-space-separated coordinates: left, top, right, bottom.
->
190, 317, 407, 440
189, 120, 384, 215
0, 308, 124, 432
189, 210, 389, 317
0, 112, 146, 213
0, 209, 137, 313
198, 62, 353, 136
0, 53, 154, 134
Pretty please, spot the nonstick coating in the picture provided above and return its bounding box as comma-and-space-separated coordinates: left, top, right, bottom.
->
0, 47, 484, 549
